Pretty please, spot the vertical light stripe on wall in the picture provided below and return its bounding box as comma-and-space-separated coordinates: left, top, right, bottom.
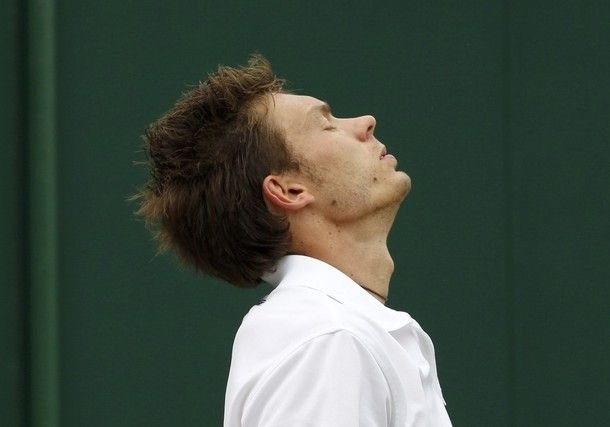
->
27, 0, 59, 426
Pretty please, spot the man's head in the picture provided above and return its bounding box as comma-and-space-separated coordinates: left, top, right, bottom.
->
135, 55, 299, 287
136, 55, 410, 288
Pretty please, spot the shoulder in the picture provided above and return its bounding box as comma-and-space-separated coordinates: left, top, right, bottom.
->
236, 285, 348, 350
240, 329, 391, 426
225, 285, 396, 426
230, 284, 364, 375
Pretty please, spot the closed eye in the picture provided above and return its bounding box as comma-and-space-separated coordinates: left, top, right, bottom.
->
323, 116, 337, 131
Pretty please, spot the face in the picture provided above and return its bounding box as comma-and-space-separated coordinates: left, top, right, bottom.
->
267, 93, 411, 223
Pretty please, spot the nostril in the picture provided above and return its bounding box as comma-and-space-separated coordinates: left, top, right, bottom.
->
356, 115, 376, 141
366, 115, 376, 136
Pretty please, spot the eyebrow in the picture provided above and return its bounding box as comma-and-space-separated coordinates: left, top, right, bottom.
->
308, 101, 332, 118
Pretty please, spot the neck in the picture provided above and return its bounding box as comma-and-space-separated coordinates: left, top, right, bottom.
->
290, 211, 397, 304
316, 239, 394, 304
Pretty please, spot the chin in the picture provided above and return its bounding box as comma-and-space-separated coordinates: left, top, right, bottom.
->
396, 171, 412, 199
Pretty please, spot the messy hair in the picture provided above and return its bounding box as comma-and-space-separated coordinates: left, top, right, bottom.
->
133, 55, 298, 287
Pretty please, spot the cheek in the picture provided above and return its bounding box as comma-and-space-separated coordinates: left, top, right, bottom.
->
307, 147, 374, 188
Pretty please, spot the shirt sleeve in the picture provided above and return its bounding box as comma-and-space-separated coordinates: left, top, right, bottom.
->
240, 330, 392, 427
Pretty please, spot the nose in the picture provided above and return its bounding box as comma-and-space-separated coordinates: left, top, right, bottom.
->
355, 115, 376, 141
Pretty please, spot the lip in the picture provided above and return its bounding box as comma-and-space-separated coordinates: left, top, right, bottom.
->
379, 146, 388, 159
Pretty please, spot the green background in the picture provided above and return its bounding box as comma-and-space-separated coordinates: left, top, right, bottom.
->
2, 1, 609, 426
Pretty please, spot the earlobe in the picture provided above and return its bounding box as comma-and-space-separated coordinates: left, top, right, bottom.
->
262, 175, 314, 211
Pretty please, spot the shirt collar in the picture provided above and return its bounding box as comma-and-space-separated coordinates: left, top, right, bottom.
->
262, 255, 413, 332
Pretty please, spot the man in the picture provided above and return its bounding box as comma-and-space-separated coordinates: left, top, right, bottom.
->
135, 55, 451, 426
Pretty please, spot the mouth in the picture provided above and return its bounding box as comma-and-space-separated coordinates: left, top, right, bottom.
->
379, 146, 388, 159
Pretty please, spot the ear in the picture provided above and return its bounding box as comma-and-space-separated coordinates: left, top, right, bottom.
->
262, 175, 315, 211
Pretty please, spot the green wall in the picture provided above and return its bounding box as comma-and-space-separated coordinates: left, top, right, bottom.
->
3, 1, 609, 426
2, 0, 26, 425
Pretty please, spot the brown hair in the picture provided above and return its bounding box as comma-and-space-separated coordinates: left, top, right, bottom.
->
133, 55, 298, 287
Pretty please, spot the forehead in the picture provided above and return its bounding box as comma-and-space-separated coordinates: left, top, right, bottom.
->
267, 93, 328, 133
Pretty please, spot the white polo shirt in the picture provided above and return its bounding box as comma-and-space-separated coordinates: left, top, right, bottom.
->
224, 255, 451, 427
